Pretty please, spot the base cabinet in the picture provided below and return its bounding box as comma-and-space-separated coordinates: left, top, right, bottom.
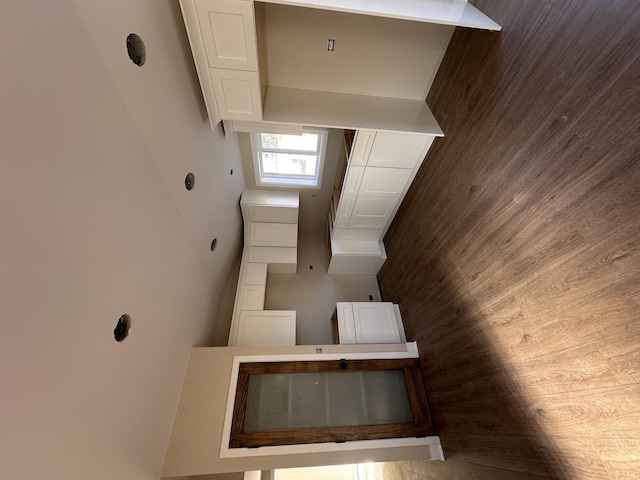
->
234, 311, 296, 346
336, 302, 406, 344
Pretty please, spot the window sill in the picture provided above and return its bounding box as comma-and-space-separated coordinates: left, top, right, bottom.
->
256, 176, 320, 189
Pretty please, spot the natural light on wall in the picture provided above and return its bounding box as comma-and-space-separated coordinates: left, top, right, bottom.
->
251, 129, 328, 189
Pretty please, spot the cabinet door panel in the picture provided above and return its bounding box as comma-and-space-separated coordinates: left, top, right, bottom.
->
210, 69, 262, 121
335, 194, 356, 220
244, 262, 267, 285
197, 0, 258, 70
352, 302, 401, 344
235, 311, 296, 346
342, 166, 365, 195
359, 167, 412, 197
349, 130, 376, 166
349, 196, 398, 230
250, 223, 297, 247
240, 285, 266, 310
368, 132, 433, 169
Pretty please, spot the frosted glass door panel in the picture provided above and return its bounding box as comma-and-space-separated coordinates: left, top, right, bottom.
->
244, 370, 412, 432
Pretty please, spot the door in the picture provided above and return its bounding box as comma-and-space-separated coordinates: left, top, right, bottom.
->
367, 132, 433, 169
230, 358, 433, 447
210, 69, 262, 121
359, 167, 412, 197
349, 196, 398, 230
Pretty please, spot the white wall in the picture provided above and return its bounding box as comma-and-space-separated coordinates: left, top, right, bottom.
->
263, 4, 453, 100
0, 2, 244, 479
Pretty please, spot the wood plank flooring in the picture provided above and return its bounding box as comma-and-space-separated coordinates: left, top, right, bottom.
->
377, 1, 640, 479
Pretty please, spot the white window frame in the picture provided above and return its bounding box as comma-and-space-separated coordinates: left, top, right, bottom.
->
250, 128, 328, 189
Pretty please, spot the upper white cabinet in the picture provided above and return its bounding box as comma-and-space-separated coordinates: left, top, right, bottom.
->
196, 0, 258, 70
193, 0, 262, 121
240, 189, 299, 223
359, 167, 412, 197
210, 68, 262, 120
249, 222, 298, 247
349, 130, 376, 166
180, 0, 500, 129
368, 132, 435, 169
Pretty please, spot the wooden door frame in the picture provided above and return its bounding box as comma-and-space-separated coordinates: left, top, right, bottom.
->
230, 358, 435, 448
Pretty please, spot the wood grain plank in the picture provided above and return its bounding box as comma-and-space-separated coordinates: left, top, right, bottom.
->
377, 0, 640, 478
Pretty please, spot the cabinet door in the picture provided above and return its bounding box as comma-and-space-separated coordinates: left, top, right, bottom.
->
335, 194, 356, 221
349, 196, 398, 230
368, 132, 433, 169
342, 166, 365, 195
235, 311, 296, 346
196, 0, 258, 71
210, 69, 262, 121
359, 167, 412, 197
239, 285, 266, 310
250, 223, 297, 247
349, 130, 376, 166
352, 302, 401, 344
244, 262, 267, 285
335, 302, 356, 344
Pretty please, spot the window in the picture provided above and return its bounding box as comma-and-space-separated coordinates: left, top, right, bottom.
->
251, 129, 328, 189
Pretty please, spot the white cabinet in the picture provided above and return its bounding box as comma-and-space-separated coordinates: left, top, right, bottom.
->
210, 69, 262, 121
235, 311, 296, 346
335, 302, 406, 344
249, 222, 297, 247
349, 196, 399, 230
240, 189, 299, 223
349, 130, 376, 166
328, 129, 436, 274
239, 284, 266, 310
244, 262, 267, 285
196, 0, 258, 70
368, 132, 434, 169
193, 0, 261, 121
359, 167, 412, 197
342, 166, 365, 195
248, 247, 297, 273
335, 194, 356, 221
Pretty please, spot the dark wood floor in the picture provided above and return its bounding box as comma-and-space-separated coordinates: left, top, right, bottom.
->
378, 1, 640, 479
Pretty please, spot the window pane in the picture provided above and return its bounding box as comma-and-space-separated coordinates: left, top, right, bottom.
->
261, 133, 318, 153
244, 370, 413, 432
261, 153, 317, 176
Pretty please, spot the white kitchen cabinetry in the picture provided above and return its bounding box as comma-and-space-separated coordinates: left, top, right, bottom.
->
229, 189, 299, 346
249, 222, 297, 247
210, 69, 262, 121
244, 262, 267, 285
239, 284, 266, 310
367, 132, 435, 169
241, 188, 299, 223
348, 196, 399, 230
192, 0, 262, 121
180, 0, 500, 128
235, 311, 296, 346
196, 0, 258, 70
358, 167, 412, 197
248, 247, 297, 273
327, 130, 435, 274
335, 302, 406, 344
